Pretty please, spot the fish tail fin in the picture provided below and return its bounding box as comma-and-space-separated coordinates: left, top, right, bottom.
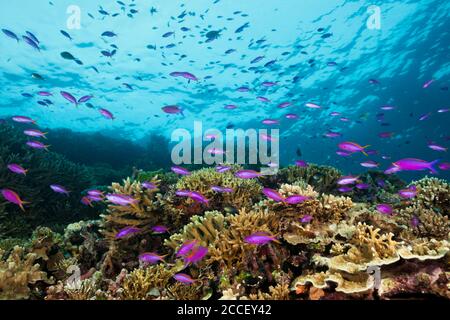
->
429, 159, 441, 174
43, 132, 48, 139
45, 144, 51, 151
20, 201, 30, 212
362, 145, 370, 156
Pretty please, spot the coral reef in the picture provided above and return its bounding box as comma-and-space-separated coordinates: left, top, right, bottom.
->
0, 164, 448, 300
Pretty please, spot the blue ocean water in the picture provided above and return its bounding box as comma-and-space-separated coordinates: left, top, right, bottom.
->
1, 0, 449, 181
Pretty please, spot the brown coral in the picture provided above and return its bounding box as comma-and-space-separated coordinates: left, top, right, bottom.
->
0, 246, 53, 300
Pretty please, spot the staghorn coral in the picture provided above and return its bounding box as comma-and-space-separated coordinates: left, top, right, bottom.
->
0, 246, 53, 299
121, 265, 174, 300
397, 205, 449, 241
100, 177, 174, 276
173, 167, 262, 211
165, 208, 281, 277
409, 177, 450, 215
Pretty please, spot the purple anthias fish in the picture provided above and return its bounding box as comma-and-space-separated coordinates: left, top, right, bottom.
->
235, 170, 261, 179
305, 102, 321, 109
438, 162, 450, 171
7, 164, 28, 175
1, 189, 27, 211
376, 204, 393, 216
207, 148, 226, 155
170, 71, 198, 81
12, 116, 36, 124
360, 160, 379, 168
78, 95, 93, 103
216, 165, 231, 173
81, 196, 93, 207
26, 141, 49, 150
419, 113, 431, 121
295, 160, 308, 168
427, 142, 447, 152
262, 119, 279, 125
285, 113, 299, 119
138, 252, 165, 264
184, 245, 208, 265
162, 105, 183, 115
300, 215, 313, 223
324, 131, 342, 138
262, 81, 277, 87
50, 184, 70, 195
356, 183, 370, 190
173, 273, 195, 284
224, 104, 237, 110
87, 189, 104, 197
142, 181, 157, 190
171, 166, 191, 175
244, 232, 278, 245
338, 142, 370, 156
237, 86, 250, 92
38, 91, 52, 96
384, 165, 401, 175
423, 79, 434, 89
106, 194, 138, 206
211, 186, 233, 193
260, 133, 276, 142
392, 158, 440, 174
277, 102, 291, 109
257, 96, 270, 102
284, 195, 310, 204
398, 185, 417, 199
411, 216, 420, 228
151, 225, 168, 234
338, 186, 353, 193
336, 151, 352, 157
378, 132, 394, 138
337, 176, 359, 185
262, 188, 284, 202
177, 240, 199, 257
175, 190, 192, 197
99, 108, 114, 119
60, 91, 78, 105
115, 226, 141, 239
24, 129, 47, 138
189, 191, 209, 204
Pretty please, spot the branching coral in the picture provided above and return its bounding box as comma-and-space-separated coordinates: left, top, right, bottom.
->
172, 167, 262, 212
408, 177, 450, 215
397, 205, 449, 241
121, 265, 174, 300
0, 246, 53, 299
278, 164, 342, 193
